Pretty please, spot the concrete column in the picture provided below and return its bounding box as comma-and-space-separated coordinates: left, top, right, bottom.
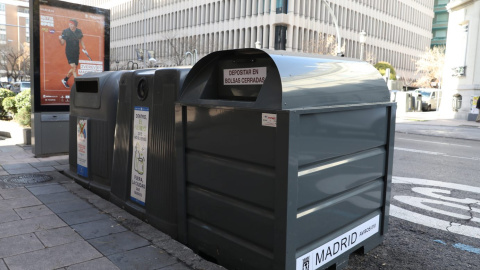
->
286, 25, 293, 52
269, 24, 275, 50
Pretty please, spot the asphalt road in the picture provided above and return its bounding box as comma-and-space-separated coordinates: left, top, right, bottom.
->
345, 132, 480, 270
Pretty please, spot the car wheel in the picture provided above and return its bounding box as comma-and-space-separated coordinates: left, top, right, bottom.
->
427, 105, 431, 111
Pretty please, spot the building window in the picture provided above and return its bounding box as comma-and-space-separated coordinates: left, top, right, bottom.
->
0, 4, 4, 12
434, 12, 448, 24
276, 0, 288, 14
274, 25, 287, 50
433, 29, 447, 39
434, 0, 449, 6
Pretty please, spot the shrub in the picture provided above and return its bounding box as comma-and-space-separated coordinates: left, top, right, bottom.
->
374, 61, 397, 80
16, 106, 31, 127
0, 88, 16, 119
2, 97, 16, 114
14, 90, 31, 127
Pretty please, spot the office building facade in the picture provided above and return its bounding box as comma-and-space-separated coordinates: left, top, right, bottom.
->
75, 0, 435, 80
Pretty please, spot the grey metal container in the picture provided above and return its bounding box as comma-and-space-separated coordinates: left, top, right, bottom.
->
176, 49, 396, 270
110, 67, 190, 239
67, 71, 128, 199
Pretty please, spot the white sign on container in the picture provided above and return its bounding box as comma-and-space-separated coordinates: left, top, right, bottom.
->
131, 106, 149, 206
296, 215, 380, 270
223, 67, 267, 85
77, 118, 88, 178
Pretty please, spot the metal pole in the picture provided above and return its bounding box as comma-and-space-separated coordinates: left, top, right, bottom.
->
359, 30, 367, 61
143, 1, 147, 68
322, 0, 342, 56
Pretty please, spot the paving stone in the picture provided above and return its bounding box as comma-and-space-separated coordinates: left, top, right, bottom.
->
71, 219, 127, 240
46, 198, 93, 214
35, 191, 78, 204
14, 205, 54, 219
88, 231, 150, 256
28, 161, 61, 168
0, 209, 20, 224
27, 184, 68, 195
56, 158, 69, 165
66, 257, 120, 270
0, 188, 31, 200
36, 166, 57, 172
57, 208, 109, 226
4, 168, 39, 174
0, 233, 45, 258
1, 164, 35, 170
0, 259, 7, 270
160, 262, 192, 270
35, 227, 83, 248
3, 240, 102, 270
0, 214, 66, 239
108, 246, 178, 270
53, 164, 69, 171
0, 196, 42, 211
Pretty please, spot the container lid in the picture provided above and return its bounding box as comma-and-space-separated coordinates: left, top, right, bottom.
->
179, 49, 390, 110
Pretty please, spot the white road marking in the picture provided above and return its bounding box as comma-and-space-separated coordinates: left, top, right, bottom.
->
411, 187, 480, 205
394, 196, 480, 223
390, 205, 480, 239
394, 147, 480, 161
396, 137, 470, 147
391, 177, 480, 239
393, 177, 480, 193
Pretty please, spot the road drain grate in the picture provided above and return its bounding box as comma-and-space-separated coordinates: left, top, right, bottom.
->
0, 173, 53, 187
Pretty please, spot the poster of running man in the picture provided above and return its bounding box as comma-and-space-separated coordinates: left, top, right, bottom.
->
31, 0, 109, 111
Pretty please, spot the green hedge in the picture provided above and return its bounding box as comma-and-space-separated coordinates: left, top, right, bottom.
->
374, 62, 397, 80
14, 90, 31, 127
0, 88, 16, 119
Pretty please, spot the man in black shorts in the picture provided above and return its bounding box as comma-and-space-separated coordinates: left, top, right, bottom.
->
59, 19, 88, 88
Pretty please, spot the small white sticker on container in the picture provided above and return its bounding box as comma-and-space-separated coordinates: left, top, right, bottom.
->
262, 113, 277, 127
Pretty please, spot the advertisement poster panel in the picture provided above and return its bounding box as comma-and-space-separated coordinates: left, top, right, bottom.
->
39, 4, 105, 106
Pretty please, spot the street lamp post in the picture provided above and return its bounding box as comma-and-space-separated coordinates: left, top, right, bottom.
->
359, 30, 367, 61
322, 0, 343, 56
139, 0, 147, 68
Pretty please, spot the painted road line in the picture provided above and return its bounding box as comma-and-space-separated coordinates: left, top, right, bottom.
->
394, 147, 480, 161
391, 176, 480, 240
394, 196, 480, 223
393, 177, 480, 193
390, 205, 480, 239
396, 137, 470, 147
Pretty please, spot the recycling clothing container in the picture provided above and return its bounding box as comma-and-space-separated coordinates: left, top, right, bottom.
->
175, 49, 396, 270
67, 71, 129, 199
110, 67, 190, 239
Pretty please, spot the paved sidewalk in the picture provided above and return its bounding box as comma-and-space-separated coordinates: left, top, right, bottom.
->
0, 120, 223, 270
396, 111, 480, 141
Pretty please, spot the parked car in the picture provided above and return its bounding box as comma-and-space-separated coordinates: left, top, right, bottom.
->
414, 88, 442, 111
11, 82, 30, 94
0, 82, 11, 90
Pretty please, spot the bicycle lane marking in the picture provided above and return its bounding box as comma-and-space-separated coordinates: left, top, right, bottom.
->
390, 176, 480, 240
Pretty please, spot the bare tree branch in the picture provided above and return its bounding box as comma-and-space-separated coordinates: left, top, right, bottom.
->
414, 46, 445, 88
0, 43, 30, 82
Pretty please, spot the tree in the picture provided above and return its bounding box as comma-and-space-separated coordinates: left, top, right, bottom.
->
374, 61, 397, 80
163, 32, 198, 66
307, 34, 345, 56
414, 46, 445, 88
0, 43, 30, 82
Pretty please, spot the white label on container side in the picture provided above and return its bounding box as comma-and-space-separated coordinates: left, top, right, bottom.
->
131, 106, 149, 206
262, 113, 277, 127
76, 118, 88, 178
224, 67, 267, 85
296, 215, 380, 270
